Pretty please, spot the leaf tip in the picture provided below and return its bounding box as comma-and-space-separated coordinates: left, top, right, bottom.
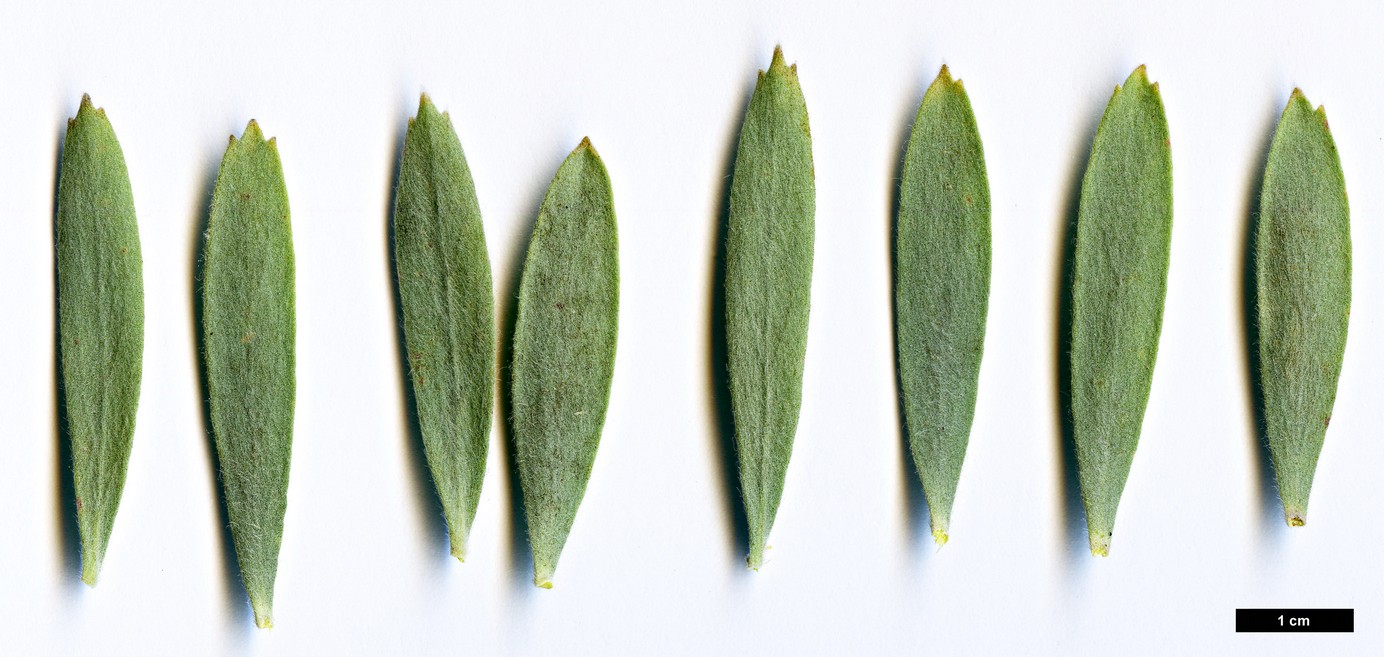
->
239, 119, 267, 145
80, 540, 105, 586
1285, 507, 1307, 527
73, 93, 108, 124
253, 606, 273, 629
746, 542, 769, 570
416, 92, 440, 119
1089, 533, 1111, 557
767, 44, 796, 76
1119, 64, 1158, 95
931, 529, 949, 546
574, 136, 601, 159
534, 562, 556, 588
927, 64, 967, 97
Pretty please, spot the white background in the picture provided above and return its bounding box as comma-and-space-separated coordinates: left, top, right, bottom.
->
0, 1, 1379, 654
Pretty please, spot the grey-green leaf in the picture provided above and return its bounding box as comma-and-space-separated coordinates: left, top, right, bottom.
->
1070, 66, 1172, 557
725, 46, 815, 570
58, 95, 145, 586
393, 94, 495, 560
203, 120, 296, 627
895, 66, 990, 546
512, 138, 619, 588
1255, 89, 1350, 528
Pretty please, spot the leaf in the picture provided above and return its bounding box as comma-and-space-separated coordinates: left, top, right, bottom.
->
1070, 66, 1173, 557
895, 66, 990, 546
203, 120, 296, 628
57, 94, 145, 586
725, 46, 815, 570
511, 138, 619, 588
393, 94, 495, 560
1255, 89, 1350, 527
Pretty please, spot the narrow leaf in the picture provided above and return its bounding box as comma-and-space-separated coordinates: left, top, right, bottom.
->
725, 46, 815, 570
58, 94, 145, 585
512, 138, 619, 588
204, 120, 296, 627
1070, 66, 1173, 557
1256, 89, 1350, 527
393, 94, 495, 560
895, 66, 990, 545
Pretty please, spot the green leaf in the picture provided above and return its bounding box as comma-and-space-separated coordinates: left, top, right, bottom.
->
895, 66, 990, 546
203, 120, 296, 627
725, 46, 815, 570
57, 95, 145, 586
511, 138, 619, 588
1255, 89, 1350, 527
1070, 66, 1173, 557
393, 94, 495, 561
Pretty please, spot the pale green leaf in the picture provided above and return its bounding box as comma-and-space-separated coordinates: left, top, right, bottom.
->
1070, 66, 1173, 557
1256, 89, 1350, 527
204, 120, 296, 628
895, 66, 990, 545
394, 94, 495, 560
725, 46, 815, 569
512, 138, 619, 588
57, 94, 144, 586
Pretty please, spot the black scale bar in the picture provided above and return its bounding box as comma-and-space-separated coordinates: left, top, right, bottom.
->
1236, 608, 1353, 633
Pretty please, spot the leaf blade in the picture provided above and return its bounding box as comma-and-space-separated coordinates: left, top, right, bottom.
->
57, 95, 145, 585
511, 138, 619, 587
895, 66, 991, 545
725, 46, 815, 569
1070, 67, 1173, 556
1255, 90, 1350, 527
203, 120, 296, 628
394, 95, 495, 560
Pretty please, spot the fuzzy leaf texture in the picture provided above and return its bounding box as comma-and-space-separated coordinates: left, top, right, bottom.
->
725, 46, 815, 570
1255, 90, 1350, 527
203, 120, 296, 628
895, 67, 990, 546
57, 95, 145, 586
394, 95, 495, 560
1070, 67, 1172, 557
511, 138, 618, 588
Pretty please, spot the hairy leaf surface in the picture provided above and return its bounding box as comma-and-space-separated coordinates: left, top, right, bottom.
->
1071, 67, 1172, 557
